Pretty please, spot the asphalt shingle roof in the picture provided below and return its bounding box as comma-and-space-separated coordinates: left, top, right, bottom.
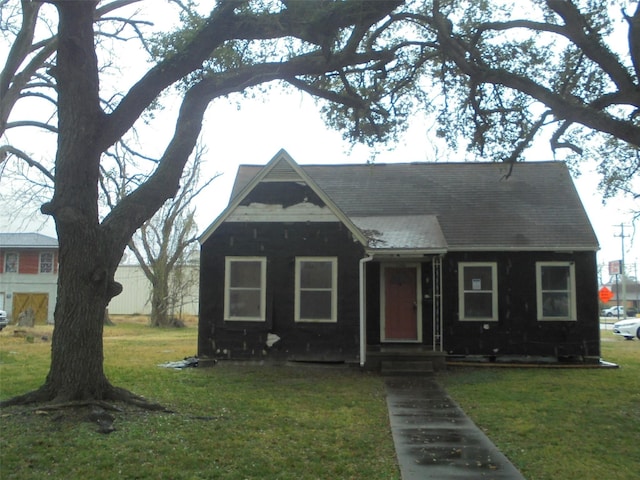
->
230, 160, 599, 251
0, 233, 58, 248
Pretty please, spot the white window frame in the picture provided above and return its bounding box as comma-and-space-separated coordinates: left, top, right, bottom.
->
536, 261, 577, 321
224, 256, 267, 322
4, 252, 18, 273
39, 252, 54, 274
458, 262, 498, 321
295, 257, 338, 323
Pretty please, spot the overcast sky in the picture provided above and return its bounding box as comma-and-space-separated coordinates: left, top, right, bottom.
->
0, 1, 637, 282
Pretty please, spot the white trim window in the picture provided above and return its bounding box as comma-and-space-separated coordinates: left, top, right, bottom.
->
536, 262, 576, 321
224, 257, 266, 321
4, 252, 18, 273
458, 262, 498, 321
40, 252, 54, 273
295, 257, 337, 323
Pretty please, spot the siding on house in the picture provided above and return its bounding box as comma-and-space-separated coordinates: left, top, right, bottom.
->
199, 220, 364, 361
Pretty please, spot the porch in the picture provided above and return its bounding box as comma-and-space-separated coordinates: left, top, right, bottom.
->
365, 344, 447, 374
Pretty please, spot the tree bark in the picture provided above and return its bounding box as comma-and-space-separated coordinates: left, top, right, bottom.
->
37, 1, 120, 403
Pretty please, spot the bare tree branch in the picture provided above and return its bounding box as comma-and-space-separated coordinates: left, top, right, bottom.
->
0, 144, 54, 181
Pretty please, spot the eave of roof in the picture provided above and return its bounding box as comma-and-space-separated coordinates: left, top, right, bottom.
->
199, 149, 369, 246
0, 232, 58, 248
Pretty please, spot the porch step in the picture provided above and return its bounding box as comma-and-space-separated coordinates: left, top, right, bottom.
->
381, 360, 434, 376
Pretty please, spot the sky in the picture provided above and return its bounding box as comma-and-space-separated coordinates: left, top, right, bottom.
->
0, 1, 638, 283
1, 83, 638, 282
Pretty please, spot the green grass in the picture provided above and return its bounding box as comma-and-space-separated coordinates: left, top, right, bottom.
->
2, 322, 639, 480
0, 320, 398, 480
440, 332, 640, 480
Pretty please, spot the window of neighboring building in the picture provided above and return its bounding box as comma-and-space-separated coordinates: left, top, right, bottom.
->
295, 257, 337, 322
40, 252, 54, 273
4, 252, 18, 273
458, 262, 498, 321
224, 257, 266, 321
537, 262, 576, 321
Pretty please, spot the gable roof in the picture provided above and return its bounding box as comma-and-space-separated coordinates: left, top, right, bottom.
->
0, 232, 58, 249
204, 151, 599, 252
199, 149, 368, 246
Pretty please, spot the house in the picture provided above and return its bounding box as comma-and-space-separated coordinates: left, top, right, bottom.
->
108, 264, 200, 317
198, 150, 601, 367
0, 233, 59, 324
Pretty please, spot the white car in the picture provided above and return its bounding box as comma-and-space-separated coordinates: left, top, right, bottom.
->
612, 318, 640, 340
0, 309, 7, 331
602, 305, 625, 317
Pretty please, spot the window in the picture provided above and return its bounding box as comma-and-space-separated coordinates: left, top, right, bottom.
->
458, 262, 498, 321
224, 257, 266, 321
537, 262, 576, 321
295, 257, 337, 322
4, 253, 18, 273
40, 252, 54, 273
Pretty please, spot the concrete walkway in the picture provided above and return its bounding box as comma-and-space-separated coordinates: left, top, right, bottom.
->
385, 377, 526, 480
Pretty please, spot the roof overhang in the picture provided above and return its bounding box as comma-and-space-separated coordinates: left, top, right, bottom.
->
445, 246, 599, 252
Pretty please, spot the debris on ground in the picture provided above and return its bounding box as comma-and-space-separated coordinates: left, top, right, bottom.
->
158, 356, 199, 369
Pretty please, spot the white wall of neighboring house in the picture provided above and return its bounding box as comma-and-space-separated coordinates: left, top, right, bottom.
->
109, 265, 199, 317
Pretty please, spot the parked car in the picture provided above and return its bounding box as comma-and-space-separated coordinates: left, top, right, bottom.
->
0, 310, 8, 331
612, 318, 640, 340
602, 305, 626, 317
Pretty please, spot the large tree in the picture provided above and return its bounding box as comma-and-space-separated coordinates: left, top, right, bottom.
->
1, 0, 416, 406
125, 147, 212, 328
424, 0, 640, 202
3, 0, 639, 408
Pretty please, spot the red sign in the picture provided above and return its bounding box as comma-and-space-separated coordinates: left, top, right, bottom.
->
599, 286, 614, 303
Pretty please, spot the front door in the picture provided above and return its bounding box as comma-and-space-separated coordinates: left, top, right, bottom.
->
382, 266, 421, 342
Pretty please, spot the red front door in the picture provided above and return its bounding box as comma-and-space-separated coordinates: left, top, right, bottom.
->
383, 266, 419, 341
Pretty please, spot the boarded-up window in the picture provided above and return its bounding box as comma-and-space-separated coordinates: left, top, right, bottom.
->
295, 257, 337, 322
224, 257, 266, 321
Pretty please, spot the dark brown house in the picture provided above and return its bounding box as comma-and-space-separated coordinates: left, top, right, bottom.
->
198, 150, 601, 367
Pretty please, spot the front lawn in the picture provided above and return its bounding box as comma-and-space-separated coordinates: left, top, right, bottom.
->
0, 320, 398, 480
1, 320, 638, 480
440, 331, 640, 480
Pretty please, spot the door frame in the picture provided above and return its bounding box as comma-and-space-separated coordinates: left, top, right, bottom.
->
380, 262, 422, 343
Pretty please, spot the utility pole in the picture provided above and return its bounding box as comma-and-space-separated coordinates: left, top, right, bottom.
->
614, 223, 629, 318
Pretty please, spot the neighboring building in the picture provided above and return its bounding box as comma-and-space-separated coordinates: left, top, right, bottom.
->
602, 280, 640, 315
198, 150, 601, 367
109, 264, 199, 317
0, 233, 59, 324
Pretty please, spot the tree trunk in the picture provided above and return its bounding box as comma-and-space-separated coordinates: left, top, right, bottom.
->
16, 1, 126, 404
149, 275, 171, 327
44, 238, 111, 400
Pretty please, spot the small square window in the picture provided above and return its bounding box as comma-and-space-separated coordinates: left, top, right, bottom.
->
458, 262, 498, 321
